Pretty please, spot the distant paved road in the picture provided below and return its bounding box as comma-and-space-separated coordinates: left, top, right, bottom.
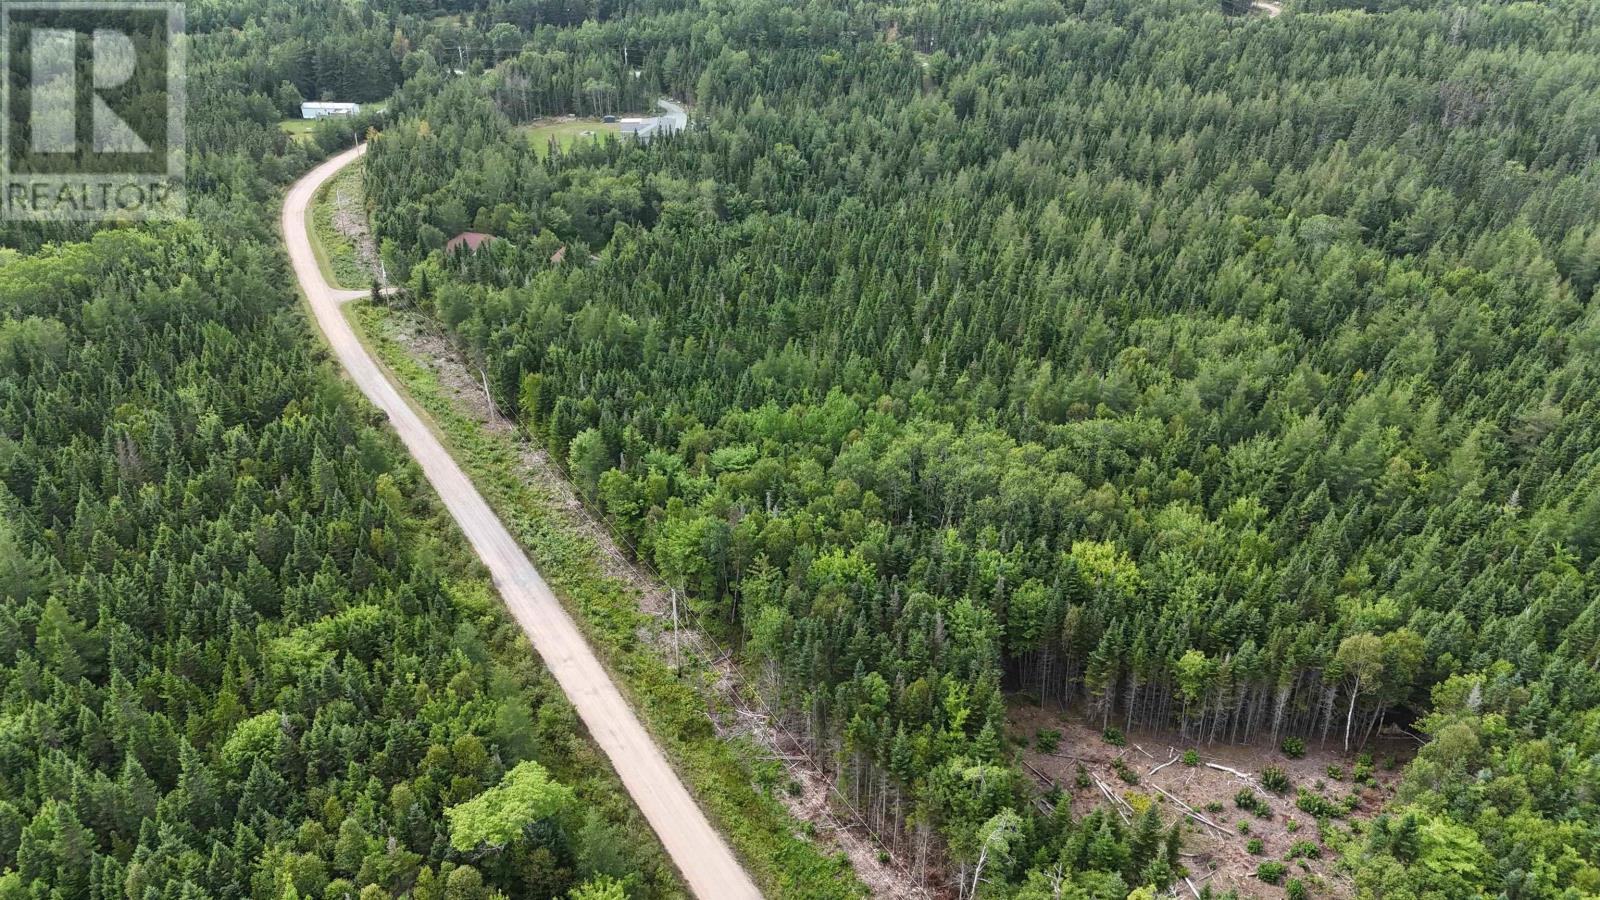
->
657, 98, 689, 133
283, 144, 762, 900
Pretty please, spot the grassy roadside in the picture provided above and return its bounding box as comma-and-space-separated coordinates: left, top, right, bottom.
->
307, 165, 369, 290
349, 300, 867, 900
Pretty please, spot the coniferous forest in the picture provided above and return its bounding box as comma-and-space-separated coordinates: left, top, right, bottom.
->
0, 2, 683, 899
1, 0, 1598, 897
360, 0, 1600, 896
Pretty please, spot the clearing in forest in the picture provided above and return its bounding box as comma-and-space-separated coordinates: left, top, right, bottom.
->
1010, 705, 1412, 897
521, 117, 633, 156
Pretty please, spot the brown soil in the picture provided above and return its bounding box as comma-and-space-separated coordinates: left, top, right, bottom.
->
375, 305, 937, 900
1010, 704, 1413, 898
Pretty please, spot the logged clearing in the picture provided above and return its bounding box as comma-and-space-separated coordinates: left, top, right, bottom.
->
1010, 705, 1412, 898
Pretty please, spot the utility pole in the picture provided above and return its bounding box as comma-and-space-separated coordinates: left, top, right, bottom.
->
670, 587, 682, 672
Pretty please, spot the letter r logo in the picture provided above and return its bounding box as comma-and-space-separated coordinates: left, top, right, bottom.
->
27, 27, 69, 152
92, 28, 149, 152
2, 1, 186, 221
28, 26, 150, 153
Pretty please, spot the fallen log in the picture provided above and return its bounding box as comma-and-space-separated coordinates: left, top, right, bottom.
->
1206, 762, 1256, 783
1148, 783, 1228, 836
1091, 774, 1132, 823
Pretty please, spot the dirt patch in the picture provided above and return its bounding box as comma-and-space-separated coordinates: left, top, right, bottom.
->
1010, 704, 1413, 898
373, 304, 937, 900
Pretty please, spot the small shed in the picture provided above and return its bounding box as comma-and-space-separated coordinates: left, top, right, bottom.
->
301, 101, 361, 119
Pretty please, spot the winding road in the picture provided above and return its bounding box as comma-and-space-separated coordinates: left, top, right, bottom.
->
283, 144, 762, 900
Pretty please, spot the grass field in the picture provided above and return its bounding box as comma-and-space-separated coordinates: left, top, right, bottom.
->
280, 118, 317, 141
523, 118, 621, 157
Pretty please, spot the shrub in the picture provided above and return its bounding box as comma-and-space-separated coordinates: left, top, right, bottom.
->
1205, 801, 1224, 813
1325, 765, 1345, 781
1281, 736, 1306, 759
1035, 729, 1061, 754
1235, 788, 1270, 818
1286, 818, 1301, 833
1296, 789, 1343, 819
1288, 840, 1321, 859
1261, 766, 1291, 794
1237, 820, 1251, 835
1257, 861, 1287, 885
1075, 764, 1091, 790
1113, 758, 1140, 784
1246, 838, 1264, 855
1183, 749, 1200, 766
1102, 727, 1126, 747
1286, 879, 1310, 900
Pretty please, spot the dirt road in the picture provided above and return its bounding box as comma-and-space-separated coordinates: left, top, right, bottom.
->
282, 144, 762, 900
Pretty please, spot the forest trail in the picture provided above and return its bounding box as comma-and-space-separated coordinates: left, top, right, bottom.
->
283, 144, 762, 900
